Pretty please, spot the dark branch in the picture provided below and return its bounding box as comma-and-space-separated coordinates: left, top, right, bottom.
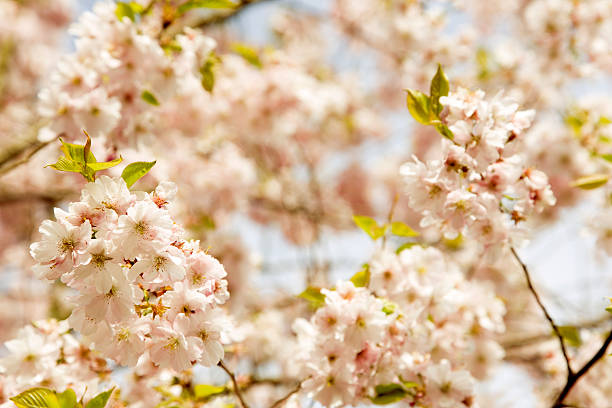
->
191, 0, 272, 28
218, 360, 250, 408
269, 382, 301, 408
552, 330, 612, 407
510, 247, 573, 377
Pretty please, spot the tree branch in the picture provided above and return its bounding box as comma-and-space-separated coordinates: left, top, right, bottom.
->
0, 121, 51, 177
510, 247, 573, 377
190, 0, 272, 28
218, 360, 250, 408
269, 382, 301, 408
502, 315, 611, 350
552, 330, 612, 407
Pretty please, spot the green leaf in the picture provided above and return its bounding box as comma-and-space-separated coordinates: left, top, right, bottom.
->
192, 214, 216, 231
558, 326, 582, 348
398, 378, 419, 389
141, 90, 160, 106
86, 156, 123, 171
57, 389, 77, 408
298, 287, 325, 309
200, 53, 220, 93
570, 174, 609, 190
350, 264, 370, 288
429, 64, 449, 115
59, 138, 96, 164
162, 40, 183, 53
230, 43, 262, 69
434, 122, 454, 140
84, 388, 114, 408
600, 154, 612, 163
370, 383, 408, 405
10, 388, 60, 408
443, 233, 464, 250
599, 116, 612, 126
121, 161, 156, 188
405, 89, 432, 125
46, 156, 83, 173
565, 110, 587, 135
382, 300, 396, 315
115, 2, 143, 21
193, 384, 226, 399
48, 135, 122, 181
396, 242, 418, 254
353, 215, 387, 240
390, 221, 419, 237
178, 0, 237, 14
476, 47, 491, 80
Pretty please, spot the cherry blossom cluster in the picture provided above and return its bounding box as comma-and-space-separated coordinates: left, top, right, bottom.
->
29, 176, 230, 372
0, 0, 72, 149
400, 88, 556, 248
292, 245, 505, 407
37, 0, 216, 144
0, 319, 107, 402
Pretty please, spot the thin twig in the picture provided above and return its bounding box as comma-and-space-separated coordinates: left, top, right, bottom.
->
163, 0, 275, 38
502, 314, 611, 349
269, 382, 301, 408
0, 120, 51, 177
510, 247, 573, 377
191, 0, 272, 27
552, 330, 612, 407
0, 190, 73, 206
218, 360, 250, 408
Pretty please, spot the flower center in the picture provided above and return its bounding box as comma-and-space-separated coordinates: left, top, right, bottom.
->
164, 337, 179, 350
134, 221, 148, 236
59, 238, 76, 254
92, 252, 112, 268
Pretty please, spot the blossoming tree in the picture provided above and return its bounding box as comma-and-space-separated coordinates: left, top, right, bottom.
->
0, 0, 611, 407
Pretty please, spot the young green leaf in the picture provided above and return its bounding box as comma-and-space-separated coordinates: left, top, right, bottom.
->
87, 156, 123, 171
350, 264, 370, 288
194, 384, 226, 399
390, 221, 419, 237
46, 156, 83, 173
298, 287, 326, 309
121, 161, 156, 188
600, 154, 612, 163
429, 64, 449, 115
230, 43, 262, 69
353, 215, 387, 240
84, 388, 114, 408
200, 53, 220, 93
115, 2, 143, 21
382, 299, 397, 315
434, 122, 454, 140
10, 388, 60, 408
558, 326, 582, 348
178, 0, 237, 14
443, 233, 464, 250
598, 116, 612, 125
570, 174, 609, 190
370, 383, 408, 405
476, 47, 491, 80
57, 389, 77, 408
395, 242, 418, 254
141, 90, 160, 106
405, 89, 432, 125
59, 138, 96, 164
